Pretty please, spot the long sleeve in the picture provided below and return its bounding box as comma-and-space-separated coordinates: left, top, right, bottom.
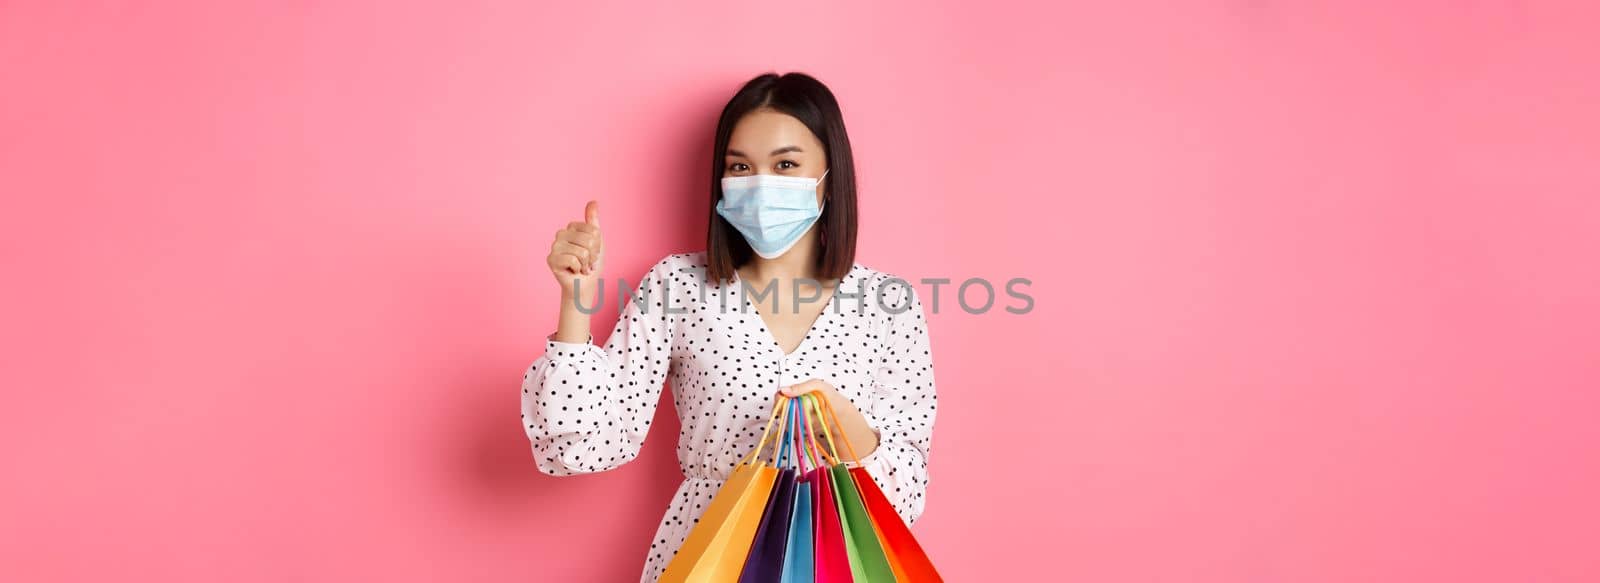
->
855, 282, 938, 525
520, 258, 678, 476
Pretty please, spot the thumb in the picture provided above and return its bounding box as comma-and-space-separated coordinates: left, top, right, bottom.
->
585, 200, 600, 228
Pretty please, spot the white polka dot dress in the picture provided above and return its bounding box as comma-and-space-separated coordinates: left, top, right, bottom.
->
520, 252, 937, 583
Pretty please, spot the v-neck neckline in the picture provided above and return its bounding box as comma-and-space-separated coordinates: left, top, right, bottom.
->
733, 265, 856, 357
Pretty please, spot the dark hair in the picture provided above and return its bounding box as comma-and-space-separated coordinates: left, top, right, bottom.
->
705, 72, 858, 284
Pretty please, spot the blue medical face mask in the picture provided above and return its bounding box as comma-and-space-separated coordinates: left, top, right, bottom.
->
716, 168, 829, 259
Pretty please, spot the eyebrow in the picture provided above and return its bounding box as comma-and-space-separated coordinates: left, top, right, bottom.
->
726, 145, 804, 158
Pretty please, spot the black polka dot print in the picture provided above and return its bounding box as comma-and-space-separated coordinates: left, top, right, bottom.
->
520, 252, 937, 583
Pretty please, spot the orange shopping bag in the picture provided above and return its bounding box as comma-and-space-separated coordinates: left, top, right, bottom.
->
659, 395, 792, 583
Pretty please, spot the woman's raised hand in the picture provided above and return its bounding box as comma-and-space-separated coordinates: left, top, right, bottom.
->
547, 200, 605, 300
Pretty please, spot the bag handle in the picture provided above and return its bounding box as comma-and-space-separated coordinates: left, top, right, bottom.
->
790, 397, 820, 473
799, 393, 845, 467
796, 393, 821, 466
811, 392, 866, 466
776, 398, 796, 467
736, 394, 791, 467
795, 395, 825, 471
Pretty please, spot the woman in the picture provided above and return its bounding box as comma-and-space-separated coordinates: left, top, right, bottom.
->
520, 72, 937, 583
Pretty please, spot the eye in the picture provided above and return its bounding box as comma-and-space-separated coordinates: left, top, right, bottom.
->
776, 160, 798, 170
726, 162, 749, 173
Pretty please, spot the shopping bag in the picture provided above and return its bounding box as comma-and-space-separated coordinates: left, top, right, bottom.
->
815, 395, 943, 581
780, 457, 815, 583
791, 395, 854, 583
831, 463, 896, 582
862, 490, 911, 582
739, 400, 804, 582
658, 396, 790, 583
803, 395, 896, 583
780, 477, 815, 583
850, 466, 941, 582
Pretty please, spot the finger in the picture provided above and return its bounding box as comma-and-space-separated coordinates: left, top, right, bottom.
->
560, 237, 598, 264
575, 235, 599, 271
566, 221, 600, 236
574, 236, 596, 273
553, 242, 593, 268
565, 254, 589, 276
561, 230, 598, 249
553, 240, 591, 260
551, 250, 591, 276
585, 200, 600, 228
780, 380, 822, 397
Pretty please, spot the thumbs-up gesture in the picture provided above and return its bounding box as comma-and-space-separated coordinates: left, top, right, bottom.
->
547, 200, 605, 299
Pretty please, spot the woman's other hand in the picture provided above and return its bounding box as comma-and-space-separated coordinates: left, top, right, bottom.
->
780, 379, 881, 461
547, 200, 605, 300
548, 201, 604, 344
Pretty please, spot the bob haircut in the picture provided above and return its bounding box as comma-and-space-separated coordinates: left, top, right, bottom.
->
705, 72, 858, 284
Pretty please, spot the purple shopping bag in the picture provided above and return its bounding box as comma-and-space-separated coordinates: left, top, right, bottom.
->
738, 399, 803, 582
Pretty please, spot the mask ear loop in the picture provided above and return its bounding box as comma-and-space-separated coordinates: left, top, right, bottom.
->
816, 168, 830, 246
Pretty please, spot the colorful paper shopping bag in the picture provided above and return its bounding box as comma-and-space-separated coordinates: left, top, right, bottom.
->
802, 395, 895, 582
781, 397, 820, 583
780, 471, 815, 583
658, 396, 790, 583
817, 392, 946, 582
739, 399, 804, 582
786, 395, 852, 583
851, 466, 942, 582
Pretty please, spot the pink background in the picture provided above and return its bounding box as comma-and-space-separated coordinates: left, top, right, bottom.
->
3, 1, 1598, 581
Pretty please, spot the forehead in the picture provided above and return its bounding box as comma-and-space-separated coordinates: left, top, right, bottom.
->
727, 109, 823, 154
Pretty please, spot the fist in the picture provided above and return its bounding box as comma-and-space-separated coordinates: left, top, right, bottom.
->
547, 200, 605, 299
